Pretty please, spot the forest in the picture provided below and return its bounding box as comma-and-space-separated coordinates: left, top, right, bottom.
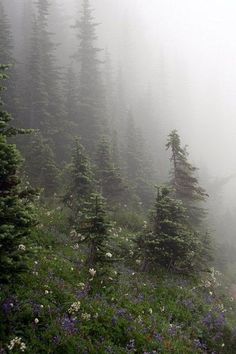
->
1, 0, 236, 353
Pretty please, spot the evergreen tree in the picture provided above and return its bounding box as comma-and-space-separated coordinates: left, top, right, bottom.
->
24, 133, 59, 197
166, 130, 208, 227
0, 3, 17, 116
137, 186, 200, 273
76, 193, 112, 268
124, 111, 154, 207
74, 0, 106, 154
96, 137, 126, 203
63, 138, 94, 217
0, 65, 35, 283
63, 66, 79, 139
21, 0, 67, 161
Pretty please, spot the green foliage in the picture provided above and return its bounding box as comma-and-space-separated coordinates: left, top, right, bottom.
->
74, 0, 106, 154
0, 65, 36, 283
166, 130, 208, 227
24, 132, 59, 197
96, 137, 126, 203
124, 111, 154, 207
63, 137, 94, 217
76, 193, 113, 268
137, 186, 201, 273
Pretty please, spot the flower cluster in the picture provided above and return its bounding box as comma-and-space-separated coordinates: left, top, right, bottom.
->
7, 337, 26, 352
68, 301, 81, 315
81, 312, 91, 321
89, 268, 96, 277
18, 244, 26, 251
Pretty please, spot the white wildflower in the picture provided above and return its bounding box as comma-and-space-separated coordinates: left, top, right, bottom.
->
78, 282, 85, 289
70, 229, 77, 238
105, 252, 113, 258
68, 301, 81, 315
89, 268, 96, 277
7, 337, 26, 352
18, 244, 26, 251
149, 308, 153, 315
81, 312, 91, 321
34, 318, 39, 324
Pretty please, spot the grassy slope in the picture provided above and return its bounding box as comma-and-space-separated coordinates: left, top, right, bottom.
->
1, 207, 236, 354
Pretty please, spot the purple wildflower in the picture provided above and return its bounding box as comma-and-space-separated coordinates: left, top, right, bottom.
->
60, 315, 78, 335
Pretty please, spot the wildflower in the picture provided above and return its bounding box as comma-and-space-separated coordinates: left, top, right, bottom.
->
81, 312, 91, 321
40, 305, 44, 308
34, 318, 39, 324
34, 261, 38, 265
73, 243, 80, 250
7, 337, 26, 352
89, 268, 96, 277
78, 282, 85, 289
18, 244, 26, 251
132, 272, 135, 276
68, 301, 81, 315
45, 290, 49, 295
70, 229, 77, 238
149, 308, 153, 315
136, 259, 141, 265
105, 252, 113, 258
71, 267, 74, 271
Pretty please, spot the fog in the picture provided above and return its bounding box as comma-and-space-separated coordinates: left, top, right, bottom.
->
4, 0, 236, 220
50, 0, 236, 175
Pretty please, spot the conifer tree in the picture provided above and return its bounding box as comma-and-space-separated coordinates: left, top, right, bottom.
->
76, 193, 112, 268
166, 130, 208, 227
74, 0, 106, 154
63, 138, 94, 217
24, 133, 59, 197
137, 186, 199, 273
0, 3, 17, 116
0, 65, 35, 283
21, 0, 66, 161
63, 66, 79, 139
96, 137, 126, 203
125, 111, 154, 207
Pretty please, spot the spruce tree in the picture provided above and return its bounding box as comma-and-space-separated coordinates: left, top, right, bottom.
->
63, 138, 94, 217
166, 130, 208, 227
0, 65, 35, 283
76, 193, 112, 268
74, 0, 106, 154
125, 111, 154, 207
21, 0, 66, 161
0, 3, 17, 116
96, 137, 126, 203
137, 186, 199, 273
24, 133, 59, 197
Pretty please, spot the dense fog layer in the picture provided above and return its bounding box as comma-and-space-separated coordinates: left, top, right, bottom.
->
3, 0, 236, 222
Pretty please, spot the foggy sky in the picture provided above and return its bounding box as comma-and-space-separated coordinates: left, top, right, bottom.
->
6, 0, 236, 203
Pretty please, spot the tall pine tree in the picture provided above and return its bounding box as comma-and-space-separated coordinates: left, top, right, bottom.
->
0, 65, 35, 283
166, 130, 208, 227
96, 137, 126, 204
74, 0, 106, 155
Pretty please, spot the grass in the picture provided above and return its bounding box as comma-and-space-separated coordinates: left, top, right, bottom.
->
1, 206, 236, 353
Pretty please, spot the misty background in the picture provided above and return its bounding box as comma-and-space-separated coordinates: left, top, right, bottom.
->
3, 0, 236, 240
